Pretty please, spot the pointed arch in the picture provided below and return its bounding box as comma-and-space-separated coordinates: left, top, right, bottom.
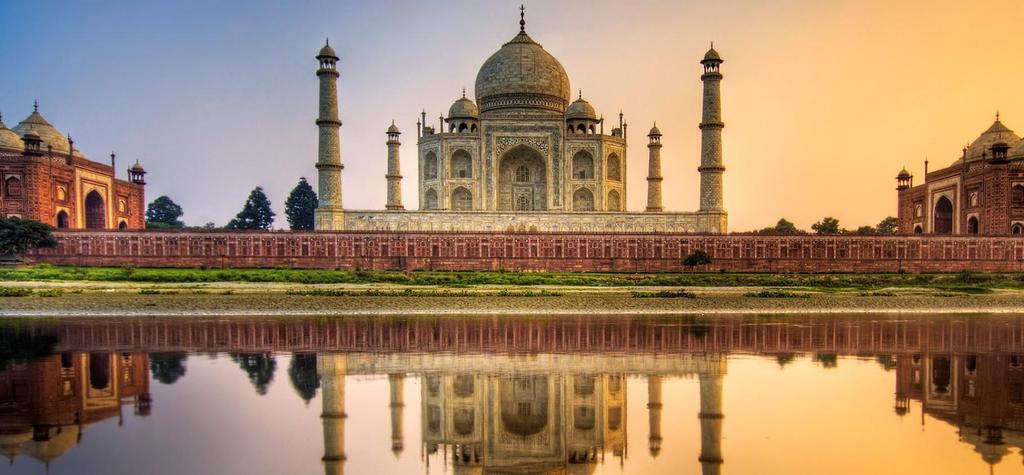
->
572, 150, 594, 179
451, 186, 472, 211
424, 151, 438, 180
572, 188, 594, 211
423, 188, 439, 210
933, 196, 953, 234
607, 190, 622, 211
450, 149, 472, 178
85, 190, 106, 229
56, 210, 69, 229
606, 153, 621, 181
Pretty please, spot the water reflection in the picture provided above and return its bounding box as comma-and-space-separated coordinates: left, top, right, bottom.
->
1, 315, 1023, 474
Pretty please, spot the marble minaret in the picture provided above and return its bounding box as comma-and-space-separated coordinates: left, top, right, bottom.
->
385, 122, 404, 210
647, 376, 663, 457
698, 44, 725, 213
698, 373, 724, 475
388, 373, 405, 455
646, 124, 664, 212
315, 39, 345, 230
318, 355, 347, 475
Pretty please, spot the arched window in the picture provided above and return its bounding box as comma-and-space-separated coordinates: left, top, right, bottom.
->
607, 190, 622, 211
572, 188, 594, 211
969, 192, 979, 207
914, 225, 923, 234
967, 216, 979, 234
5, 177, 22, 198
450, 150, 472, 178
933, 196, 953, 234
1014, 185, 1024, 205
458, 122, 469, 133
515, 165, 531, 183
1013, 223, 1023, 235
452, 187, 472, 211
424, 151, 438, 180
576, 123, 586, 134
606, 153, 621, 181
470, 124, 477, 133
85, 190, 106, 229
118, 220, 128, 231
572, 151, 594, 179
423, 189, 438, 210
56, 210, 69, 229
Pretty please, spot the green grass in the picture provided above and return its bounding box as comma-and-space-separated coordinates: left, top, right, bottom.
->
1, 265, 1023, 292
744, 289, 810, 298
285, 288, 563, 298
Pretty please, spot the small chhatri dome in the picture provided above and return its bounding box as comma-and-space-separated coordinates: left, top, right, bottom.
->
448, 94, 479, 119
0, 113, 25, 152
565, 92, 597, 120
387, 120, 400, 134
11, 103, 84, 157
962, 113, 1020, 162
474, 6, 571, 114
649, 123, 662, 136
317, 38, 338, 59
130, 160, 145, 172
897, 167, 911, 178
702, 43, 722, 63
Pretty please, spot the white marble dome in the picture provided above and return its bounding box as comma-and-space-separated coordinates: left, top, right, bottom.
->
475, 31, 571, 114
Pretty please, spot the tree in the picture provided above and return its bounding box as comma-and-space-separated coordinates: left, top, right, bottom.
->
284, 177, 318, 230
150, 353, 188, 385
288, 352, 320, 403
145, 196, 184, 228
683, 249, 712, 267
811, 217, 842, 235
852, 225, 877, 235
759, 218, 802, 235
227, 187, 275, 230
0, 218, 58, 258
876, 216, 899, 235
231, 353, 277, 395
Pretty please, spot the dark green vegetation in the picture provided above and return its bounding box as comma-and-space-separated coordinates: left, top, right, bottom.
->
227, 187, 275, 230
2, 265, 1022, 293
145, 196, 185, 229
284, 177, 318, 231
744, 289, 810, 298
0, 217, 58, 257
0, 286, 65, 297
753, 216, 898, 235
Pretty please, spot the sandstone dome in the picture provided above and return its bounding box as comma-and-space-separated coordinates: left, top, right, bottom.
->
12, 107, 85, 158
962, 118, 1019, 162
0, 116, 23, 153
475, 30, 571, 114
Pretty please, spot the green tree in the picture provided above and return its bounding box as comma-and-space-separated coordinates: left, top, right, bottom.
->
149, 353, 188, 385
288, 352, 320, 403
811, 217, 842, 235
227, 187, 275, 230
284, 177, 318, 230
0, 218, 58, 258
231, 353, 277, 395
683, 249, 712, 267
876, 216, 899, 235
853, 225, 876, 235
759, 218, 802, 235
145, 196, 184, 228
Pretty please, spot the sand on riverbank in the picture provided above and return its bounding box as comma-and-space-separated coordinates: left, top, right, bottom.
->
1, 280, 1023, 316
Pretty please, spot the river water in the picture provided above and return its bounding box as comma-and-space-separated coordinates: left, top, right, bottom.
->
0, 314, 1021, 474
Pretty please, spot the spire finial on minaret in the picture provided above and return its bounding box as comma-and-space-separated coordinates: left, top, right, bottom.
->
578, 89, 582, 100
462, 88, 466, 98
325, 37, 329, 46
33, 100, 38, 113
996, 110, 1000, 121
520, 4, 525, 32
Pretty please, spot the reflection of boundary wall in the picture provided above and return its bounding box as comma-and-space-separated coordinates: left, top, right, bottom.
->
29, 231, 1024, 273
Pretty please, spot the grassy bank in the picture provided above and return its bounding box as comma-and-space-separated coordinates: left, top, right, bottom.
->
1, 264, 1022, 292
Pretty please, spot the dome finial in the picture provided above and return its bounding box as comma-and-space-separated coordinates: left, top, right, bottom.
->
33, 100, 38, 113
520, 4, 525, 32
325, 37, 329, 46
996, 110, 1000, 121
462, 88, 466, 98
578, 89, 582, 100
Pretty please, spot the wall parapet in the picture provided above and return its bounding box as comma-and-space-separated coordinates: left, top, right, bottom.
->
27, 230, 1024, 273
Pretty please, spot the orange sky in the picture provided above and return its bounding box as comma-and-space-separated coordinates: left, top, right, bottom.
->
5, 0, 1023, 231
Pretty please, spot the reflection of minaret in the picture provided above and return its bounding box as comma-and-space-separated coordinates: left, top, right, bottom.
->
318, 355, 346, 475
388, 373, 405, 457
698, 374, 724, 475
647, 376, 663, 457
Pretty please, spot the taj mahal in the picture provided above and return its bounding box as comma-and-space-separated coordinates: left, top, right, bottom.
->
313, 8, 728, 233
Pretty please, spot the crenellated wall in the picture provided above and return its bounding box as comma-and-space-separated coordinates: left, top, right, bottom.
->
28, 230, 1024, 273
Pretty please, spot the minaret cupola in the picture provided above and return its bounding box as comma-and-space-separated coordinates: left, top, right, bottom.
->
566, 90, 599, 134
446, 90, 479, 133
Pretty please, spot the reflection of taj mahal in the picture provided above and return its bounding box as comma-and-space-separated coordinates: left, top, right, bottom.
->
314, 8, 728, 233
316, 353, 726, 475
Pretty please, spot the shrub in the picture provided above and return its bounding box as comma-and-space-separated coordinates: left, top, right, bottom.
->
0, 287, 33, 297
744, 289, 809, 298
683, 250, 712, 267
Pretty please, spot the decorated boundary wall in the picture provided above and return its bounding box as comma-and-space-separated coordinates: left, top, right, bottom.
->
26, 231, 1024, 273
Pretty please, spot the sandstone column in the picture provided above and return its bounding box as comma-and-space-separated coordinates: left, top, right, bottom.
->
647, 376, 663, 457
646, 125, 664, 212
699, 45, 725, 213
385, 122, 404, 210
388, 373, 405, 455
698, 373, 724, 475
315, 40, 345, 230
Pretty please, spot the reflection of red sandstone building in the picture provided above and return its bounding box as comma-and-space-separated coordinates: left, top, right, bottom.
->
896, 114, 1024, 235
0, 104, 146, 229
0, 352, 151, 466
896, 352, 1024, 467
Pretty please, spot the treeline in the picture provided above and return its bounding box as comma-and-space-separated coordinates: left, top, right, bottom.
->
145, 178, 317, 231
748, 217, 899, 236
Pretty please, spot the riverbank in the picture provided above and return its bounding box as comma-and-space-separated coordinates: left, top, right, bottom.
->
1, 280, 1023, 316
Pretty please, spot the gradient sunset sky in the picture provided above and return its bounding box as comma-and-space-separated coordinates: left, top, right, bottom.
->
2, 0, 1021, 231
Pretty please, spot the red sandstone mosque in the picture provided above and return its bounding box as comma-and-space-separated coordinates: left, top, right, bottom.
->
897, 113, 1024, 236
0, 103, 147, 230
